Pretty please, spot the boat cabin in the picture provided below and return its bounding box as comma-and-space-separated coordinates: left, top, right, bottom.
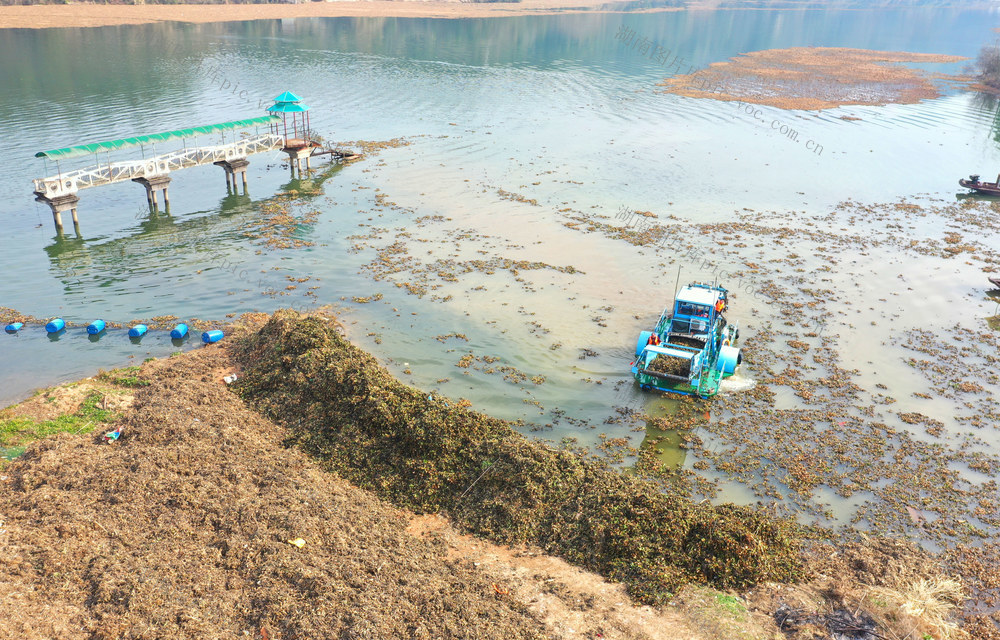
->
658, 284, 727, 343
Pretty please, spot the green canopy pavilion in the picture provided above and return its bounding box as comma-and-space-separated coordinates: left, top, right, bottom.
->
266, 91, 312, 148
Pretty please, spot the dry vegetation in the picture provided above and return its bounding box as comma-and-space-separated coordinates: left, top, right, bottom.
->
659, 47, 967, 110
755, 539, 974, 640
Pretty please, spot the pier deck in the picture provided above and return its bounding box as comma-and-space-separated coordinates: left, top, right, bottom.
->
33, 133, 283, 200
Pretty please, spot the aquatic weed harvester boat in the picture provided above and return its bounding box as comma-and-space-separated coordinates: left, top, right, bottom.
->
630, 283, 742, 398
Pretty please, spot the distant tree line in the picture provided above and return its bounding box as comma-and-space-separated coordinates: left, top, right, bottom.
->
977, 43, 1000, 90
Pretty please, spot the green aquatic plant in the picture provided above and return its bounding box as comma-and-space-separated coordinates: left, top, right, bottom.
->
233, 311, 805, 604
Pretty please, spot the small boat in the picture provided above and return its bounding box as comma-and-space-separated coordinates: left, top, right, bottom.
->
630, 283, 742, 398
989, 276, 1000, 289
959, 174, 1000, 196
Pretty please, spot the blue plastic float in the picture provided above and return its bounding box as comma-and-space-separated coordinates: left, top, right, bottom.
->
86, 319, 106, 335
45, 318, 65, 333
169, 323, 188, 339
201, 329, 224, 344
128, 324, 148, 338
5, 322, 23, 333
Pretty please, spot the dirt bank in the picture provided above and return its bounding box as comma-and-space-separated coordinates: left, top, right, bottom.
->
0, 0, 681, 30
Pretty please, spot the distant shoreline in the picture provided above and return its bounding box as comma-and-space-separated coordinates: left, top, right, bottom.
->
2, 0, 995, 30
0, 1, 682, 30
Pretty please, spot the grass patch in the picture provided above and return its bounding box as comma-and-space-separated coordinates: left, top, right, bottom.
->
233, 311, 805, 605
715, 594, 748, 616
98, 365, 151, 388
0, 391, 117, 465
987, 315, 1000, 331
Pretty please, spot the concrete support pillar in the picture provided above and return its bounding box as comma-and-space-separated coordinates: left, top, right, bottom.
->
214, 158, 250, 195
282, 145, 314, 180
132, 175, 172, 212
34, 193, 80, 233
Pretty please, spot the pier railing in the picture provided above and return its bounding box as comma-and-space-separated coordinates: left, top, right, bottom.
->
33, 133, 284, 199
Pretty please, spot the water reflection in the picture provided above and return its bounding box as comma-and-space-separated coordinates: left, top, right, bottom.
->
955, 191, 1000, 202
633, 399, 715, 470
641, 428, 687, 467
41, 163, 342, 293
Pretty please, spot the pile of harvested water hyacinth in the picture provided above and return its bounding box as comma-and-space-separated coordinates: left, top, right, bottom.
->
647, 354, 689, 377
233, 310, 804, 605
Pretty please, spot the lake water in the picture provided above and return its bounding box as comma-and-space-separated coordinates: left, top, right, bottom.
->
2, 8, 999, 541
